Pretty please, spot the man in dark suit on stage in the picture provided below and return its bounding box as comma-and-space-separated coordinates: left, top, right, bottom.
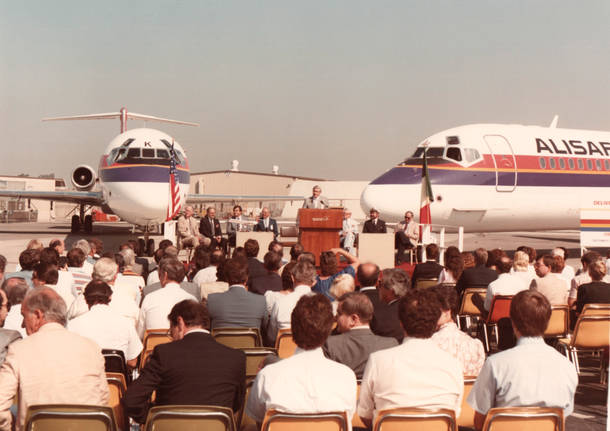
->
199, 207, 228, 252
253, 207, 279, 240
455, 248, 498, 296
362, 208, 387, 233
411, 243, 444, 287
124, 299, 246, 424
323, 292, 397, 378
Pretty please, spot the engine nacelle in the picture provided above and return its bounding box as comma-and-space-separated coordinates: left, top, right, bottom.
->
71, 165, 97, 190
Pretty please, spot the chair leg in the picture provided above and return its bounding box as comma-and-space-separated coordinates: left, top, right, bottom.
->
571, 349, 581, 374
482, 323, 490, 353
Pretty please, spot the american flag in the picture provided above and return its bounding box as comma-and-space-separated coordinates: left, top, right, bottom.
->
166, 142, 181, 221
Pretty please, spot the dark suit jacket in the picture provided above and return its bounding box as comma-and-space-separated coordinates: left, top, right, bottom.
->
207, 285, 268, 330
253, 218, 279, 239
123, 332, 245, 423
199, 217, 223, 239
140, 281, 201, 306
362, 219, 387, 233
576, 281, 610, 313
323, 327, 398, 379
411, 261, 443, 286
361, 287, 404, 343
247, 257, 267, 280
455, 264, 498, 295
249, 272, 282, 295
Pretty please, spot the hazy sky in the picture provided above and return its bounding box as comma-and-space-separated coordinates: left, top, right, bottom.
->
1, 1, 608, 183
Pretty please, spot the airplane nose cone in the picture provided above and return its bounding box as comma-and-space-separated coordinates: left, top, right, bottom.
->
360, 183, 387, 215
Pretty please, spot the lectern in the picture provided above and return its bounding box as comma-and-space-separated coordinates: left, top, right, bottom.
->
298, 208, 343, 265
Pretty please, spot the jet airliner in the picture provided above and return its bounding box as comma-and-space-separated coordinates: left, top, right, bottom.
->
361, 118, 610, 232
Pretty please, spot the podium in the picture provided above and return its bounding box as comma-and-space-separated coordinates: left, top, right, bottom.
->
298, 209, 343, 265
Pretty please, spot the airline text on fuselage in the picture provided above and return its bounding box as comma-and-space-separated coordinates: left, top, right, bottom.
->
536, 138, 610, 157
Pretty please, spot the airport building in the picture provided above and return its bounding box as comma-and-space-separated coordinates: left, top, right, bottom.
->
0, 175, 72, 223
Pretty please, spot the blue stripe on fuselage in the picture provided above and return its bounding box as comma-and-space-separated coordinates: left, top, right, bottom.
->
369, 166, 610, 187
100, 165, 190, 184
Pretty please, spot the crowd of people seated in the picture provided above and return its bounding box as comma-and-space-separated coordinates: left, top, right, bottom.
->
0, 216, 607, 431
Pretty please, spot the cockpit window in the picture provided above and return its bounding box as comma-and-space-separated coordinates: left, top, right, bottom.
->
426, 147, 444, 157
412, 148, 424, 158
142, 148, 155, 158
157, 149, 169, 159
446, 147, 462, 162
127, 148, 140, 158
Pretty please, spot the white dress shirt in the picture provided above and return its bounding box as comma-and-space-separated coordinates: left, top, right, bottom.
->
246, 347, 357, 424
115, 273, 144, 304
484, 272, 528, 311
146, 270, 160, 286
4, 305, 26, 338
193, 266, 218, 285
45, 283, 74, 310
67, 286, 140, 325
267, 285, 312, 340
358, 337, 464, 421
68, 304, 143, 361
137, 282, 196, 338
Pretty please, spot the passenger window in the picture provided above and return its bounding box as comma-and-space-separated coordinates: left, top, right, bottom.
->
605, 160, 610, 171
142, 148, 155, 158
549, 158, 556, 169
539, 158, 546, 169
446, 147, 462, 162
157, 149, 169, 159
558, 158, 565, 170
127, 148, 140, 158
587, 160, 593, 170
568, 159, 575, 170
596, 160, 602, 170
577, 159, 584, 170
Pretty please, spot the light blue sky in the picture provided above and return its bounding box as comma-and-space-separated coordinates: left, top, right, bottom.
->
1, 1, 608, 182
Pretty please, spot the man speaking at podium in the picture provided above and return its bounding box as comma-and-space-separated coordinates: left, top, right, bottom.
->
303, 185, 329, 209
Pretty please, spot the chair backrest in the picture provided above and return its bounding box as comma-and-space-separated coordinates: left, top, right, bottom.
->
140, 330, 172, 370
352, 381, 366, 429
25, 404, 117, 431
106, 372, 128, 431
571, 315, 610, 349
581, 303, 610, 316
373, 408, 457, 431
486, 296, 513, 324
275, 329, 297, 359
414, 278, 439, 290
457, 377, 477, 428
242, 347, 278, 380
459, 288, 487, 316
544, 305, 569, 338
212, 327, 262, 349
144, 405, 236, 431
261, 410, 348, 431
482, 406, 564, 431
102, 349, 130, 383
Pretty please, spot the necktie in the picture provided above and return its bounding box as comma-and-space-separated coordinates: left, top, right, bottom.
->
210, 218, 215, 236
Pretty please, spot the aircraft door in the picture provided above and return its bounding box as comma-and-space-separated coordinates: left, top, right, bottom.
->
484, 135, 517, 192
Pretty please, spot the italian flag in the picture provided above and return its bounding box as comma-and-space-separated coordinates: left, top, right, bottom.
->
419, 149, 434, 241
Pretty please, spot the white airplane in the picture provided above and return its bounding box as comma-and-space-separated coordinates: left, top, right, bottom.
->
0, 108, 302, 240
361, 117, 610, 232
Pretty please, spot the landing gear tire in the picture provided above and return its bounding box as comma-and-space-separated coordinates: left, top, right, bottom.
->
84, 215, 93, 234
146, 238, 155, 257
71, 215, 81, 233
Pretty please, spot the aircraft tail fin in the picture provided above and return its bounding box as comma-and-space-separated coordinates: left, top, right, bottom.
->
549, 115, 559, 128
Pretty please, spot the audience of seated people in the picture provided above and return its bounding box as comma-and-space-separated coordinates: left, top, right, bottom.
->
0, 233, 599, 431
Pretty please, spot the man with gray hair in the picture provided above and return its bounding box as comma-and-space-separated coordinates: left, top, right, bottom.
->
177, 206, 209, 248
267, 261, 317, 344
116, 248, 144, 303
73, 239, 94, 274
0, 288, 109, 431
373, 268, 410, 342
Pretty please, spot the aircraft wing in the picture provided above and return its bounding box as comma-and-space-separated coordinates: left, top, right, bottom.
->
187, 194, 305, 203
0, 190, 104, 205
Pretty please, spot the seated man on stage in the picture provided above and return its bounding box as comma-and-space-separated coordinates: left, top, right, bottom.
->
226, 205, 251, 248
177, 206, 208, 249
362, 208, 387, 233
340, 209, 358, 255
254, 207, 279, 240
303, 185, 329, 209
394, 211, 418, 264
199, 207, 228, 252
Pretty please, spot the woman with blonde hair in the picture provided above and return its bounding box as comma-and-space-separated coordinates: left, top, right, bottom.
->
512, 250, 535, 287
329, 273, 355, 315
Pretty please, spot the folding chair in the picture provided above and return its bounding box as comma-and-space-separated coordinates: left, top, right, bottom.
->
140, 329, 172, 371
212, 327, 262, 349
544, 305, 569, 339
102, 349, 130, 384
242, 347, 278, 383
261, 410, 348, 431
580, 303, 610, 316
482, 406, 564, 431
275, 329, 297, 359
557, 315, 610, 375
457, 288, 487, 331
457, 376, 477, 429
352, 380, 366, 429
373, 407, 457, 431
414, 278, 439, 290
143, 405, 236, 431
106, 372, 129, 431
25, 404, 117, 431
480, 295, 513, 353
